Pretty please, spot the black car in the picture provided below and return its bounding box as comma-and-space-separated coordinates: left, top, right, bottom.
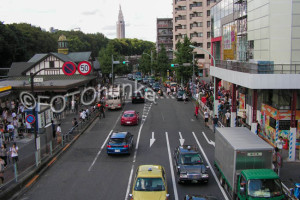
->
128, 74, 133, 80
152, 82, 161, 92
177, 90, 188, 101
106, 132, 134, 155
184, 195, 218, 200
131, 91, 145, 103
174, 145, 209, 184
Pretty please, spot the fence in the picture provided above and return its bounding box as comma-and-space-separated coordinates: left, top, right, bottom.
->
0, 108, 100, 199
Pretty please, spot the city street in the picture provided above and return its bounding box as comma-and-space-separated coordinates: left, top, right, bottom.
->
17, 78, 228, 200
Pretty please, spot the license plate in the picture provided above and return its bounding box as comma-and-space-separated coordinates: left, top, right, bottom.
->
126, 121, 131, 124
115, 149, 120, 152
137, 97, 140, 99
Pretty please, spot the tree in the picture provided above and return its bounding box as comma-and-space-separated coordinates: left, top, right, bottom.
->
156, 45, 169, 77
173, 36, 193, 83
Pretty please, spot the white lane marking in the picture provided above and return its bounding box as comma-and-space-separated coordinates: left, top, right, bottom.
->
202, 131, 215, 147
150, 132, 156, 147
178, 132, 185, 146
166, 132, 179, 200
124, 164, 135, 200
88, 130, 113, 172
192, 132, 229, 200
161, 112, 165, 121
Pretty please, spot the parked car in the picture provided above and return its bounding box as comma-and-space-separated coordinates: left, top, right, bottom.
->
184, 195, 218, 200
174, 145, 209, 184
152, 82, 161, 92
128, 74, 133, 80
176, 90, 188, 101
121, 110, 139, 126
132, 91, 145, 103
136, 75, 142, 82
106, 132, 134, 155
147, 78, 155, 87
142, 77, 148, 84
129, 165, 169, 200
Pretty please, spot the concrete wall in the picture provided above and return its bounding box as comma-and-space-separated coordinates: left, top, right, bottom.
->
292, 0, 300, 64
247, 0, 293, 64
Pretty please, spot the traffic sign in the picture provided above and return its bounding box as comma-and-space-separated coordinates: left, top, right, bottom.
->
62, 61, 76, 76
26, 114, 36, 124
77, 61, 92, 76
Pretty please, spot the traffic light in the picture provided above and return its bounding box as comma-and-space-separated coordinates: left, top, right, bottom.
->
171, 64, 179, 67
123, 61, 129, 64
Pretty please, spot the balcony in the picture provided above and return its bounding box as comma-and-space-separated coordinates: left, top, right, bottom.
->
157, 24, 172, 28
210, 60, 300, 89
158, 39, 173, 44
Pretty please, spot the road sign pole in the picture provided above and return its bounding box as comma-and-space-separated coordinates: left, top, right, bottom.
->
112, 55, 114, 86
30, 73, 38, 150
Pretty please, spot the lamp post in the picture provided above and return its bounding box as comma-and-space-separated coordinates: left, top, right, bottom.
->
189, 45, 217, 116
143, 50, 153, 75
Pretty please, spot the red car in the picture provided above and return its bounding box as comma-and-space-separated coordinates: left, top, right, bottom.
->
121, 110, 139, 125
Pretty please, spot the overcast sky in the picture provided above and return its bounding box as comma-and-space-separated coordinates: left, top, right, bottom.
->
0, 0, 172, 42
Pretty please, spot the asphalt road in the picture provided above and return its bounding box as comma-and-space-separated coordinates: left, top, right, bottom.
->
18, 78, 228, 200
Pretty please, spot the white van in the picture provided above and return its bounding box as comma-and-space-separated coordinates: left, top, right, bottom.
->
105, 87, 125, 109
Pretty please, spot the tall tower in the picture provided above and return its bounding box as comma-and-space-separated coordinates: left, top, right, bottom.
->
117, 5, 125, 39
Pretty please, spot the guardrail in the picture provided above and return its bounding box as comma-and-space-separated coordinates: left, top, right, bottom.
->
0, 108, 100, 199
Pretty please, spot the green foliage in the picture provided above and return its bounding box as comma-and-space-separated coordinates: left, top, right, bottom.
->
156, 45, 169, 77
173, 36, 193, 83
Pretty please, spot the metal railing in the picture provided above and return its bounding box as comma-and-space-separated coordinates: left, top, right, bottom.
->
215, 60, 300, 74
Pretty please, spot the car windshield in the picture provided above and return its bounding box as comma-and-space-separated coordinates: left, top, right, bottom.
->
109, 138, 126, 144
124, 113, 134, 117
134, 178, 165, 191
248, 179, 283, 198
154, 83, 159, 87
178, 90, 185, 95
108, 95, 120, 100
133, 92, 142, 97
180, 154, 203, 165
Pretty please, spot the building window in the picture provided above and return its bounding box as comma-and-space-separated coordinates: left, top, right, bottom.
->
198, 54, 205, 59
207, 21, 210, 27
190, 2, 202, 9
207, 32, 211, 38
207, 0, 210, 6
207, 10, 210, 17
195, 43, 203, 48
207, 42, 211, 48
49, 61, 55, 68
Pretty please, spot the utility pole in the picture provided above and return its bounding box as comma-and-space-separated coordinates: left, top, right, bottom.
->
111, 55, 114, 86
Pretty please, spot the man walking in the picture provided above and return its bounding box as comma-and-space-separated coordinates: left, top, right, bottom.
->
225, 110, 231, 127
204, 109, 209, 127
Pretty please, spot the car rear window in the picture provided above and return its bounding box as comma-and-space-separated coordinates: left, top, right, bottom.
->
124, 113, 134, 117
134, 178, 165, 191
180, 154, 203, 165
109, 138, 125, 144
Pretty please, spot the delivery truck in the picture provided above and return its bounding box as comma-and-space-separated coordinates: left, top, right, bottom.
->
214, 127, 285, 200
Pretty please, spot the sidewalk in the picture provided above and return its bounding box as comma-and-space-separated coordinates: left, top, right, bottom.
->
197, 104, 300, 191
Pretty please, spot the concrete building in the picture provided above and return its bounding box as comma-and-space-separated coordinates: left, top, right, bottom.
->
116, 5, 125, 39
173, 0, 216, 71
210, 0, 300, 161
156, 18, 173, 60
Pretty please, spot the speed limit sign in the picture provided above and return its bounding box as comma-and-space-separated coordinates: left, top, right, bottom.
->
77, 61, 92, 76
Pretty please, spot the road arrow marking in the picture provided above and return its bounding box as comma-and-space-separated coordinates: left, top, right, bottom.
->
178, 132, 185, 146
150, 132, 156, 147
202, 132, 215, 147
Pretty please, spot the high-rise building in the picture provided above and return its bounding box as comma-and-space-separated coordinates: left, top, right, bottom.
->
156, 18, 173, 60
117, 5, 125, 39
173, 0, 216, 67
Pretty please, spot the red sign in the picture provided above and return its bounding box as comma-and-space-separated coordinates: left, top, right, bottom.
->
26, 114, 36, 124
62, 61, 76, 76
77, 61, 92, 76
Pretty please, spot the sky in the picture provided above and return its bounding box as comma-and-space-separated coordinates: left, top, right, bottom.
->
0, 0, 173, 42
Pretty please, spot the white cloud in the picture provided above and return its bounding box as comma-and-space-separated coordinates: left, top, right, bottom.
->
0, 0, 172, 42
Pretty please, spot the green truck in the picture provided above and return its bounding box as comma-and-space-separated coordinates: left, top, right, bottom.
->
214, 127, 285, 200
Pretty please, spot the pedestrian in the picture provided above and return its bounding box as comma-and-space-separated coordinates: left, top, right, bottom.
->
0, 144, 8, 167
7, 122, 14, 142
72, 118, 78, 128
99, 103, 105, 119
272, 147, 282, 176
167, 87, 171, 95
213, 115, 218, 133
194, 102, 199, 119
25, 121, 31, 134
71, 99, 76, 113
183, 92, 187, 104
10, 142, 18, 167
276, 136, 284, 153
56, 124, 62, 144
204, 109, 209, 127
51, 120, 56, 139
225, 110, 231, 127
12, 117, 18, 138
0, 157, 4, 184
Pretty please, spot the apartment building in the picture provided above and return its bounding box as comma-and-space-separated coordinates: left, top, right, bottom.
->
173, 0, 216, 68
210, 0, 300, 161
156, 18, 173, 60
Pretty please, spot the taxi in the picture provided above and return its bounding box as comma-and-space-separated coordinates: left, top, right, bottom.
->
129, 165, 169, 200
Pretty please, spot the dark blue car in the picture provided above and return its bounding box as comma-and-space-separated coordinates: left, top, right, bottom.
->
107, 132, 134, 155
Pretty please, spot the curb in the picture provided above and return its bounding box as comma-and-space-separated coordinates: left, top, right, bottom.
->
2, 114, 99, 200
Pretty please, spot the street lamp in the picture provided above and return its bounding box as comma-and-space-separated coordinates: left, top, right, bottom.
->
189, 45, 217, 116
142, 51, 153, 75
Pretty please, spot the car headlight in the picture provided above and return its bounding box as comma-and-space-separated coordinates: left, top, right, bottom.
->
201, 174, 209, 178
180, 173, 187, 178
